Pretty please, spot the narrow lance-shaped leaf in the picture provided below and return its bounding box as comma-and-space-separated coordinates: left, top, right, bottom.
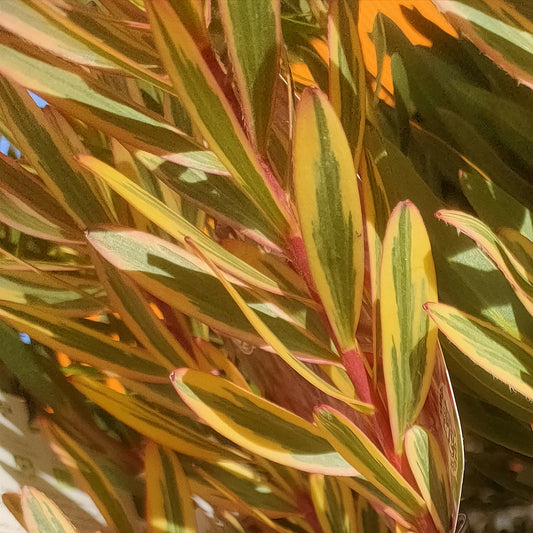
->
171, 368, 359, 476
0, 0, 171, 91
0, 188, 83, 244
0, 78, 110, 227
43, 421, 138, 533
380, 200, 438, 452
293, 87, 365, 353
136, 151, 284, 250
0, 39, 226, 174
185, 237, 373, 412
0, 301, 169, 382
405, 426, 450, 533
0, 271, 106, 318
72, 376, 245, 464
145, 0, 289, 234
436, 210, 533, 316
310, 474, 357, 533
78, 155, 287, 298
145, 442, 196, 533
425, 302, 533, 404
87, 228, 337, 364
314, 406, 426, 517
218, 0, 280, 150
21, 487, 79, 533
328, 0, 366, 160
92, 253, 196, 370
357, 497, 389, 533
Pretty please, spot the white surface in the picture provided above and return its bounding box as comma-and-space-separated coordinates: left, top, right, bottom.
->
0, 392, 105, 532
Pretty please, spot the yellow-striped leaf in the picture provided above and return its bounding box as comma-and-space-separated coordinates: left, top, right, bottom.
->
182, 457, 297, 518
0, 40, 225, 174
0, 271, 106, 317
380, 200, 438, 452
0, 78, 110, 227
219, 0, 280, 150
314, 406, 426, 518
0, 0, 169, 90
186, 238, 372, 412
459, 169, 533, 241
79, 156, 287, 297
499, 228, 533, 284
136, 151, 283, 250
293, 87, 364, 353
433, 0, 533, 88
436, 210, 533, 316
425, 302, 533, 404
0, 302, 169, 382
21, 486, 79, 533
0, 188, 83, 244
88, 228, 336, 363
310, 474, 357, 533
357, 497, 389, 533
92, 254, 196, 370
145, 443, 196, 533
72, 376, 244, 464
43, 421, 138, 533
328, 0, 365, 160
145, 0, 289, 234
405, 426, 450, 533
0, 153, 76, 229
171, 368, 359, 476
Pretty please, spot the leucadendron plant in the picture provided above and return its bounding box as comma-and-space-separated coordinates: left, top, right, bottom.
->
0, 0, 486, 531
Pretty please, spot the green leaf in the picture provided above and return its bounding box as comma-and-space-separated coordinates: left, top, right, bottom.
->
219, 0, 280, 150
459, 169, 533, 241
0, 78, 110, 227
183, 457, 297, 517
88, 227, 336, 364
145, 0, 289, 234
79, 156, 288, 297
443, 336, 533, 424
72, 376, 244, 464
310, 474, 357, 533
0, 188, 83, 244
328, 0, 365, 159
92, 254, 196, 370
145, 443, 196, 533
0, 153, 75, 227
0, 39, 224, 174
314, 406, 426, 518
436, 209, 533, 316
455, 389, 533, 458
293, 87, 364, 353
0, 271, 106, 317
405, 426, 450, 533
21, 486, 79, 533
425, 302, 533, 405
186, 237, 372, 412
433, 0, 533, 88
356, 497, 389, 533
171, 368, 359, 476
0, 301, 169, 382
44, 421, 138, 533
135, 151, 284, 250
380, 200, 438, 451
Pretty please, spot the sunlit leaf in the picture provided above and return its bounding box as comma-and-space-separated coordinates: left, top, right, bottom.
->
172, 368, 359, 476
380, 200, 438, 451
43, 421, 138, 533
145, 442, 196, 533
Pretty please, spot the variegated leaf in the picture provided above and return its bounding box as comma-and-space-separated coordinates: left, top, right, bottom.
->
380, 200, 438, 452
